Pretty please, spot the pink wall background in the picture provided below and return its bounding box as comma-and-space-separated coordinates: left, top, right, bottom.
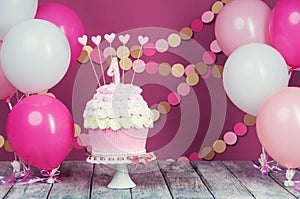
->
1, 0, 297, 162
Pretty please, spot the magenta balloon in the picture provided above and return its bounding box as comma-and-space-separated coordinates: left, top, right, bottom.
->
36, 3, 84, 66
257, 87, 300, 169
269, 0, 300, 69
215, 0, 271, 56
6, 94, 74, 170
0, 41, 16, 100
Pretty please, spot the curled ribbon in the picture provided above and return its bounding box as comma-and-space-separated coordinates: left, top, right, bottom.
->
128, 152, 155, 167
40, 167, 61, 184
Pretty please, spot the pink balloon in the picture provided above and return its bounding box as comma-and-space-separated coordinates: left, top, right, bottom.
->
257, 87, 300, 169
35, 3, 85, 66
0, 41, 16, 100
269, 0, 300, 69
6, 94, 74, 170
215, 0, 271, 56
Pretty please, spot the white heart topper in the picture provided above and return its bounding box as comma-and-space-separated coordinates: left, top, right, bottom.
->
91, 35, 101, 46
118, 34, 130, 45
78, 35, 87, 46
138, 35, 149, 46
104, 33, 116, 43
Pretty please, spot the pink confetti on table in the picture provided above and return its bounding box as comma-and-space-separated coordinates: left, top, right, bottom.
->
233, 122, 248, 136
191, 19, 203, 32
177, 156, 190, 162
185, 64, 195, 75
155, 39, 169, 53
223, 131, 238, 145
201, 11, 214, 23
210, 40, 222, 53
202, 51, 216, 65
189, 152, 202, 160
146, 61, 159, 74
177, 83, 191, 96
143, 42, 156, 56
167, 92, 181, 106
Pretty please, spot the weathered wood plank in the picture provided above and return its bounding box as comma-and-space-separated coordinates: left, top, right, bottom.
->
159, 161, 213, 199
4, 164, 52, 199
223, 161, 296, 199
130, 161, 172, 199
192, 161, 254, 199
268, 165, 300, 198
48, 161, 93, 199
0, 162, 13, 198
91, 164, 131, 199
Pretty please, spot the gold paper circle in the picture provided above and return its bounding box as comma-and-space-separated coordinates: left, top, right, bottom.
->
38, 90, 48, 94
195, 61, 208, 75
186, 72, 199, 86
211, 1, 224, 14
243, 114, 256, 126
4, 140, 14, 152
0, 135, 4, 148
74, 123, 81, 137
167, 33, 181, 48
105, 56, 112, 66
171, 63, 185, 77
119, 57, 133, 70
201, 146, 215, 160
130, 45, 143, 59
221, 0, 230, 4
158, 62, 171, 76
152, 109, 160, 122
213, 140, 226, 153
212, 65, 223, 78
77, 46, 93, 63
179, 27, 193, 40
157, 101, 171, 114
117, 46, 130, 58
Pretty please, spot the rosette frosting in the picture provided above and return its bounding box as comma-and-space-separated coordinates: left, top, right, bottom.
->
84, 83, 153, 130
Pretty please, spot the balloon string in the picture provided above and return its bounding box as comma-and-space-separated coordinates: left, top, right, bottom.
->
87, 54, 101, 87
97, 45, 106, 85
130, 46, 143, 84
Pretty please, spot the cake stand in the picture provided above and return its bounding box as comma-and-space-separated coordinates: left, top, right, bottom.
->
86, 151, 156, 189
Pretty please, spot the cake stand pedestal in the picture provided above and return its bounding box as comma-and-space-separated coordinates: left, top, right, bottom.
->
86, 151, 156, 189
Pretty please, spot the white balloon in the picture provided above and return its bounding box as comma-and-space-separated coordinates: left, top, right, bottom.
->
1, 19, 71, 94
223, 43, 289, 116
0, 0, 38, 39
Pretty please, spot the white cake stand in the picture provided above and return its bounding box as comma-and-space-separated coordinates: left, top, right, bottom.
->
86, 151, 156, 189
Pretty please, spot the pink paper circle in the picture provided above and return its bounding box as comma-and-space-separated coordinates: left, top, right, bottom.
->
177, 83, 191, 96
201, 11, 214, 23
210, 40, 222, 53
133, 60, 146, 73
143, 43, 156, 56
146, 61, 159, 74
103, 47, 116, 58
185, 64, 195, 75
167, 92, 181, 106
202, 51, 216, 65
90, 48, 106, 64
73, 138, 84, 150
155, 39, 169, 53
201, 66, 211, 79
234, 122, 248, 136
177, 156, 190, 162
191, 19, 203, 32
189, 152, 202, 160
223, 131, 238, 145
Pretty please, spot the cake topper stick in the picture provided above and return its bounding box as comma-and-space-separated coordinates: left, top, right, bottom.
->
92, 35, 106, 85
131, 35, 149, 84
104, 33, 116, 61
118, 34, 131, 83
78, 35, 101, 87
107, 57, 120, 84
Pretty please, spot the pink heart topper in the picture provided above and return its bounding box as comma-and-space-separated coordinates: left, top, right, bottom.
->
78, 35, 87, 46
92, 35, 101, 46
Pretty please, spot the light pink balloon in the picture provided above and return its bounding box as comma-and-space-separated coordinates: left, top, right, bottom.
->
215, 0, 271, 56
257, 87, 300, 169
0, 41, 16, 100
6, 94, 74, 170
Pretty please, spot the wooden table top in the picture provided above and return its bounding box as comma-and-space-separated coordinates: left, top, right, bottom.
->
0, 160, 299, 199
